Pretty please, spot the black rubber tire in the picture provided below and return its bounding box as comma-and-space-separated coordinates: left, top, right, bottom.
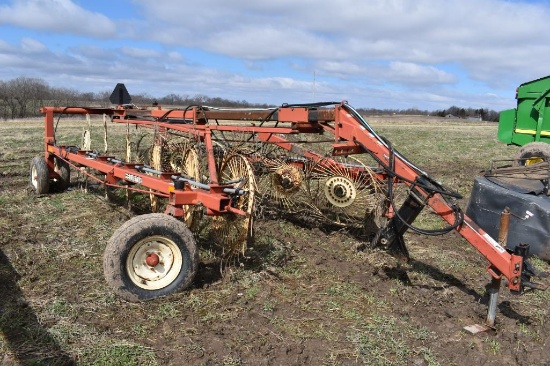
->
29, 156, 50, 194
51, 157, 71, 192
103, 213, 198, 302
515, 142, 550, 166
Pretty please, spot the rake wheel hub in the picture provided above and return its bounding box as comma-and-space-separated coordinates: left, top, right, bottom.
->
324, 176, 356, 208
272, 165, 303, 195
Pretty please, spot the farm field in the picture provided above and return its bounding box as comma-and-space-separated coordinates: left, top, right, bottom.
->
1, 115, 549, 365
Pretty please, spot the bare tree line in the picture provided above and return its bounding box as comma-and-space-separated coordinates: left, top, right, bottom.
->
0, 76, 500, 121
357, 106, 500, 122
0, 77, 276, 120
0, 77, 110, 119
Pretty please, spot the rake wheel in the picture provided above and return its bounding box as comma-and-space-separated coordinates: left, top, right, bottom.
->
148, 136, 192, 212
304, 155, 384, 228
149, 140, 165, 212
172, 145, 203, 231
211, 153, 256, 256
125, 124, 155, 165
82, 130, 91, 150
272, 163, 303, 196
255, 151, 309, 214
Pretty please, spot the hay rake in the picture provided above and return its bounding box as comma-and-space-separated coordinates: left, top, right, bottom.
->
31, 85, 546, 313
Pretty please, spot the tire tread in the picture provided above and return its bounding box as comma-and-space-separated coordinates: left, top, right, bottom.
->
30, 156, 50, 194
103, 213, 198, 302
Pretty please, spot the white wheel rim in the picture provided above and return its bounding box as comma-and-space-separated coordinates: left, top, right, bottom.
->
31, 165, 39, 189
126, 235, 183, 290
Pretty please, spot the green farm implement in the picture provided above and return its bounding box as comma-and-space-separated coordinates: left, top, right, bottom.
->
498, 75, 550, 163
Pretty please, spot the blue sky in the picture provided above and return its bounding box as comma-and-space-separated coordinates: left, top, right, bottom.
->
1, 0, 550, 111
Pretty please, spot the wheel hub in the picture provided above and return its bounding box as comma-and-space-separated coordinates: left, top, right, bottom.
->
324, 176, 357, 208
272, 165, 302, 196
169, 152, 184, 171
145, 252, 160, 267
333, 185, 347, 198
126, 236, 183, 290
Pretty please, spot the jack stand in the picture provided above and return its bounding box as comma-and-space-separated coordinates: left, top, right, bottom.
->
465, 208, 510, 334
485, 207, 509, 328
485, 277, 501, 328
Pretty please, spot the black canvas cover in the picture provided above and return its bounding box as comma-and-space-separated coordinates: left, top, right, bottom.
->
466, 176, 550, 260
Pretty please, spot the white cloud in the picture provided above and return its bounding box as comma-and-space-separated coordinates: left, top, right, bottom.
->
70, 45, 112, 60
167, 52, 183, 61
121, 47, 161, 59
387, 62, 456, 85
314, 61, 368, 78
20, 38, 47, 53
0, 40, 14, 52
0, 0, 117, 38
2, 0, 549, 110
129, 0, 550, 90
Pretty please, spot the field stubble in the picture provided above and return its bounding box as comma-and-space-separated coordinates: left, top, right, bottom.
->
0, 115, 549, 365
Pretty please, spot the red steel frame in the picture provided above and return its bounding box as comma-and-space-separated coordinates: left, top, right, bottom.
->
40, 103, 527, 293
